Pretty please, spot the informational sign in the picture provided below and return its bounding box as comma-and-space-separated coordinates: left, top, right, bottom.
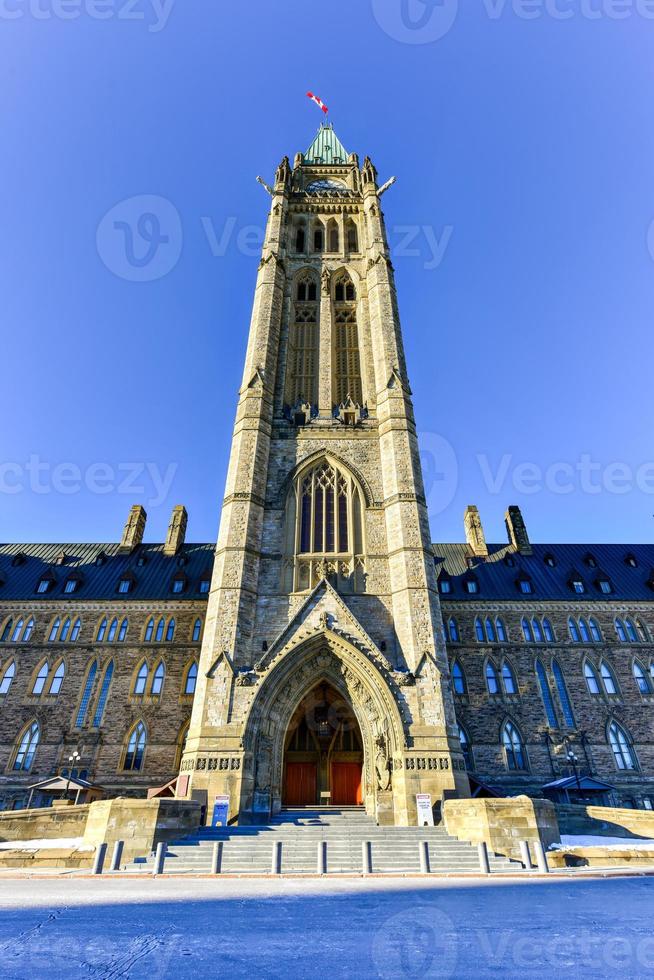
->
211, 795, 230, 827
416, 793, 434, 826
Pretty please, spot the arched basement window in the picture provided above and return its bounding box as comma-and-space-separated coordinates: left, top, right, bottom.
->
283, 458, 365, 593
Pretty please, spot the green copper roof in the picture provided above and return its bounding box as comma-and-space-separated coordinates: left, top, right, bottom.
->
304, 124, 349, 165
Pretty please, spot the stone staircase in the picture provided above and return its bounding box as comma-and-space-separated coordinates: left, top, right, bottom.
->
126, 807, 523, 875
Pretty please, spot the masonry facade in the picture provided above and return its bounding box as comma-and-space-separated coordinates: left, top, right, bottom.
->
0, 126, 652, 818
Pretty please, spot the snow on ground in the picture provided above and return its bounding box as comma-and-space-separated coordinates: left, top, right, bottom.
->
0, 837, 93, 851
0, 876, 653, 978
551, 835, 654, 850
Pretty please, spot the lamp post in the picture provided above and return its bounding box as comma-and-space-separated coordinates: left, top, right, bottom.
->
567, 750, 582, 797
65, 750, 80, 802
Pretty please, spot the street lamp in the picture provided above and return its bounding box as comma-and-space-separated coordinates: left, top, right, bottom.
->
65, 750, 81, 802
567, 750, 582, 795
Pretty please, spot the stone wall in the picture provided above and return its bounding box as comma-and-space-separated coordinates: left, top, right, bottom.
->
557, 803, 654, 840
443, 795, 559, 860
0, 797, 201, 866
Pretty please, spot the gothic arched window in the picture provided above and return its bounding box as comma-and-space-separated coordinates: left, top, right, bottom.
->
0, 660, 15, 695
332, 274, 361, 406
451, 660, 466, 695
448, 617, 460, 643
312, 220, 324, 252
13, 721, 40, 771
283, 458, 365, 594
608, 721, 638, 771
502, 721, 527, 771
536, 660, 558, 728
346, 219, 358, 253
458, 724, 473, 770
93, 661, 114, 728
123, 722, 147, 771
485, 661, 500, 695
75, 660, 98, 728
286, 273, 319, 408
327, 218, 339, 252
295, 224, 306, 253
552, 660, 575, 728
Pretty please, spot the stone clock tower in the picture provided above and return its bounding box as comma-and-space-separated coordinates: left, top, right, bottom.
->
181, 124, 468, 824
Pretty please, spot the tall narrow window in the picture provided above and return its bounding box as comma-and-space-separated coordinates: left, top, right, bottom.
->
569, 618, 580, 643
327, 218, 339, 252
123, 722, 147, 771
32, 661, 49, 696
532, 618, 544, 643
458, 725, 474, 770
70, 618, 81, 642
552, 661, 575, 728
1, 619, 13, 642
13, 722, 40, 770
118, 618, 128, 642
484, 618, 496, 643
11, 619, 24, 642
107, 618, 118, 642
522, 618, 534, 643
448, 618, 460, 643
155, 618, 165, 642
543, 619, 555, 643
502, 721, 527, 771
332, 275, 362, 406
451, 660, 466, 695
486, 662, 500, 695
345, 219, 358, 252
92, 661, 114, 727
96, 618, 107, 642
192, 618, 202, 642
496, 618, 507, 642
0, 660, 15, 695
48, 618, 61, 643
184, 660, 198, 695
286, 273, 319, 407
49, 661, 65, 695
536, 660, 558, 728
145, 618, 154, 642
609, 721, 638, 771
151, 661, 165, 695
600, 661, 618, 695
165, 619, 175, 642
633, 661, 651, 694
584, 661, 601, 695
475, 618, 485, 642
615, 619, 628, 643
75, 661, 98, 727
295, 225, 306, 253
313, 221, 324, 252
579, 619, 591, 643
501, 660, 517, 695
134, 662, 149, 696
59, 618, 71, 642
625, 619, 638, 643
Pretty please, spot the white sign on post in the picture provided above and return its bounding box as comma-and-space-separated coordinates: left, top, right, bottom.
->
416, 793, 434, 826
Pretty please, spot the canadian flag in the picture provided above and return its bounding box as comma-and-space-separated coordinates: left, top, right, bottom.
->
307, 91, 328, 115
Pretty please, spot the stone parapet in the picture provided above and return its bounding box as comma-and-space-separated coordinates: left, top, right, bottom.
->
443, 795, 559, 860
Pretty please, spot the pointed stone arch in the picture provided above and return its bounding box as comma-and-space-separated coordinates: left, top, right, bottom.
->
240, 630, 407, 821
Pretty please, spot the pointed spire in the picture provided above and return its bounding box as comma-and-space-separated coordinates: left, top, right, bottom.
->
304, 124, 349, 165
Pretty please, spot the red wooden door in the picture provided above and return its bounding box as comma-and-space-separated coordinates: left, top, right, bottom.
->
284, 762, 317, 805
331, 762, 363, 805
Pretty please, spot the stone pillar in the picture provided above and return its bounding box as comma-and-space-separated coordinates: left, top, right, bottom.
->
505, 505, 533, 556
163, 505, 187, 556
118, 505, 146, 553
464, 505, 488, 557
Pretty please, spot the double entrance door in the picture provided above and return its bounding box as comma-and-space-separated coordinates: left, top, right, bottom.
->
284, 760, 363, 806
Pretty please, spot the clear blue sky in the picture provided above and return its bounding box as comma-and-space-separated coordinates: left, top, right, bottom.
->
2, 1, 653, 545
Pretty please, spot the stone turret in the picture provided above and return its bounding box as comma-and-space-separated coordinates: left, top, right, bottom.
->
164, 505, 188, 556
505, 505, 533, 556
119, 505, 146, 554
464, 505, 488, 557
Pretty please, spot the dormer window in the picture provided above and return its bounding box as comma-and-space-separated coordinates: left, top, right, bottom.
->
438, 574, 452, 595
117, 577, 133, 595
35, 577, 53, 594
544, 554, 556, 568
198, 578, 210, 594
597, 579, 612, 595
464, 577, 479, 594
584, 554, 597, 569
63, 579, 78, 594
95, 551, 107, 566
516, 574, 533, 594
12, 553, 27, 567
571, 580, 585, 594
136, 554, 147, 567
171, 576, 186, 595
503, 554, 516, 568
625, 554, 638, 568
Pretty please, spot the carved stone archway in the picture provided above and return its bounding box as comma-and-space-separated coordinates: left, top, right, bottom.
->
240, 631, 406, 823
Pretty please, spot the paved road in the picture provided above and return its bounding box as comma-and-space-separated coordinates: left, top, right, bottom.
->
0, 875, 653, 978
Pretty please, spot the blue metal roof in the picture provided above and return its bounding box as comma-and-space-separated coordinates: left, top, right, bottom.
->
304, 124, 349, 165
0, 542, 215, 602
433, 542, 654, 602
